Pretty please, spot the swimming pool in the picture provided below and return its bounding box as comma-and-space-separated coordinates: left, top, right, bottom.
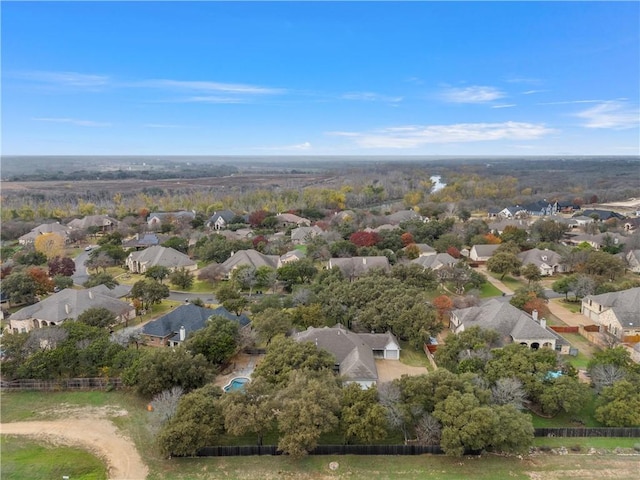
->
223, 376, 250, 392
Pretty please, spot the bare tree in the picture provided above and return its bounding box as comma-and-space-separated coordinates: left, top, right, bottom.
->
415, 414, 442, 446
148, 386, 184, 434
491, 377, 527, 409
378, 381, 410, 444
589, 364, 626, 393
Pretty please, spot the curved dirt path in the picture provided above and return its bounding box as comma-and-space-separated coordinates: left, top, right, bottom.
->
1, 419, 149, 480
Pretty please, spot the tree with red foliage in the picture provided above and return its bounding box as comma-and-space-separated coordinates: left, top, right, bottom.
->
349, 231, 381, 247
249, 210, 269, 227
401, 232, 414, 247
26, 266, 55, 295
433, 295, 454, 323
48, 256, 76, 277
522, 297, 550, 318
0, 265, 13, 279
252, 235, 268, 251
446, 246, 461, 259
483, 233, 502, 245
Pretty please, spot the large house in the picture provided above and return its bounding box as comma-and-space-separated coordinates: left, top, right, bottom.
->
126, 245, 197, 273
18, 222, 71, 245
206, 210, 239, 230
626, 250, 640, 273
147, 211, 195, 228
411, 253, 459, 271
220, 249, 280, 277
275, 213, 311, 227
122, 233, 170, 250
469, 244, 500, 262
9, 286, 135, 334
517, 248, 566, 276
294, 324, 400, 387
290, 225, 324, 245
67, 215, 120, 233
449, 299, 570, 353
141, 303, 250, 347
327, 256, 390, 280
581, 287, 640, 342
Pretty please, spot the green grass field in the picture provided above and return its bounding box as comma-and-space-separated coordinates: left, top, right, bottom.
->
1, 436, 107, 480
478, 282, 503, 298
3, 391, 640, 480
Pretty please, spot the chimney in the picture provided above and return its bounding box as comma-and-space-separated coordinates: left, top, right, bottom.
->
532, 309, 538, 321
89, 290, 94, 300
540, 318, 547, 329
65, 304, 71, 315
179, 326, 186, 342
362, 257, 367, 265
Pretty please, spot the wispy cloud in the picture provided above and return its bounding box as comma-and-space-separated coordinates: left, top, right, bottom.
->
440, 85, 505, 103
256, 141, 312, 151
328, 122, 554, 149
522, 90, 547, 95
137, 79, 284, 95
491, 104, 517, 109
32, 117, 111, 127
341, 92, 403, 103
11, 70, 110, 88
574, 101, 639, 129
539, 99, 603, 106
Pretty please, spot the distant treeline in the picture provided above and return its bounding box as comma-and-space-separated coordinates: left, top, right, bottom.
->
3, 164, 239, 182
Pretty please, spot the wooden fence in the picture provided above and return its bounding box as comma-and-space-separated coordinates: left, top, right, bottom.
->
0, 377, 122, 391
549, 326, 579, 334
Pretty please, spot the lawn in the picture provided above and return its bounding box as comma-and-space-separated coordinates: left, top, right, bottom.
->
529, 394, 602, 428
398, 341, 433, 369
557, 299, 582, 313
3, 391, 640, 480
478, 282, 503, 298
532, 437, 639, 449
1, 436, 108, 480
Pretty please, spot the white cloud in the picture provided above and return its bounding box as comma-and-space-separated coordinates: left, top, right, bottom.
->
539, 99, 602, 106
138, 79, 284, 95
575, 101, 640, 129
256, 141, 312, 152
440, 85, 505, 103
328, 122, 554, 149
341, 92, 403, 103
491, 104, 517, 109
522, 90, 547, 95
32, 117, 111, 127
12, 70, 110, 88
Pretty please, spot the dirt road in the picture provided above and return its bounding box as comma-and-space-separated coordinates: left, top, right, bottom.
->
1, 419, 149, 480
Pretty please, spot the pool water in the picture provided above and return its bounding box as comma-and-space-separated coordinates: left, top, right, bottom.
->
223, 377, 250, 392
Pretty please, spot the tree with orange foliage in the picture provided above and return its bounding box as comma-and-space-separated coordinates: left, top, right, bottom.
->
401, 232, 414, 247
483, 233, 502, 245
26, 266, 55, 295
433, 295, 454, 323
522, 297, 550, 318
404, 243, 420, 260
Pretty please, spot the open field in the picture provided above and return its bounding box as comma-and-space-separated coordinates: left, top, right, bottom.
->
2, 391, 640, 480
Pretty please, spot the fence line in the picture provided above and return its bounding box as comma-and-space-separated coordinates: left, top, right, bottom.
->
0, 377, 122, 391
534, 427, 640, 438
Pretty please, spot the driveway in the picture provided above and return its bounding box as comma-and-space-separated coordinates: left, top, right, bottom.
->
72, 251, 90, 286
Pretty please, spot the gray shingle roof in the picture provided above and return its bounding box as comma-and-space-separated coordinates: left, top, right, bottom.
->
10, 288, 133, 323
452, 299, 556, 344
328, 256, 390, 278
585, 287, 640, 328
411, 253, 459, 270
142, 304, 250, 339
517, 248, 562, 267
221, 249, 280, 272
127, 245, 196, 270
293, 325, 380, 382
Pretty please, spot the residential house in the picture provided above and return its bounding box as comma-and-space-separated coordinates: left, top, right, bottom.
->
67, 215, 120, 233
580, 209, 625, 222
450, 299, 570, 353
570, 216, 595, 228
411, 253, 459, 271
206, 210, 238, 230
327, 256, 390, 280
403, 243, 436, 257
623, 218, 640, 232
126, 245, 197, 274
626, 250, 640, 273
290, 225, 324, 245
141, 303, 250, 347
275, 213, 311, 227
469, 244, 501, 262
279, 249, 305, 265
18, 222, 71, 245
497, 205, 527, 219
521, 200, 559, 217
294, 324, 400, 387
147, 211, 195, 228
9, 287, 135, 334
122, 233, 170, 250
385, 209, 423, 225
488, 219, 530, 235
220, 249, 280, 277
581, 287, 640, 342
517, 248, 567, 276
566, 232, 626, 250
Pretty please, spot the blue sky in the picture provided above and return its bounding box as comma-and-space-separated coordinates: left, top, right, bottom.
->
2, 1, 639, 156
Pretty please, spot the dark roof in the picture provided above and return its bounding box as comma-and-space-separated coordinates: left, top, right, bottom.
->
142, 304, 250, 339
579, 209, 625, 221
